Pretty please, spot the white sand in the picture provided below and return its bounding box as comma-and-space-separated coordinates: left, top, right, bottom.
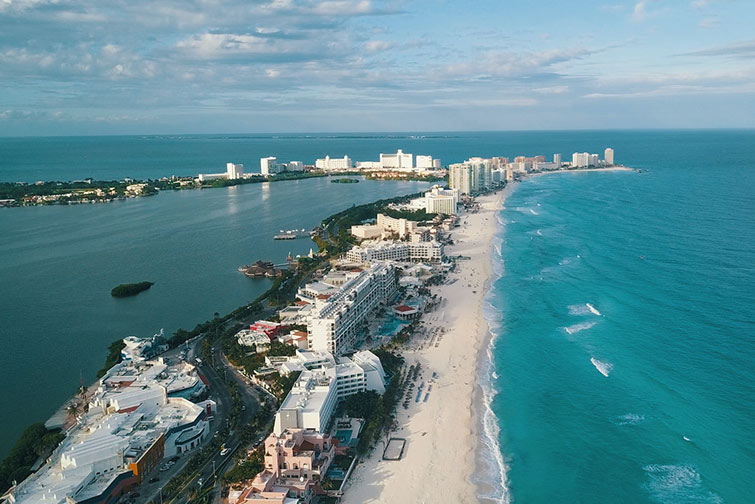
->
342, 186, 516, 504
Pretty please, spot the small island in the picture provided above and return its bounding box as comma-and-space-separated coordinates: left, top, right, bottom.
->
331, 178, 360, 184
111, 281, 154, 298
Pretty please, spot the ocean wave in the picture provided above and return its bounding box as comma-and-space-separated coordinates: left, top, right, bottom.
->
475, 324, 510, 504
473, 238, 510, 503
568, 304, 591, 316
586, 303, 602, 316
564, 321, 597, 335
643, 464, 723, 503
614, 413, 645, 425
590, 357, 613, 377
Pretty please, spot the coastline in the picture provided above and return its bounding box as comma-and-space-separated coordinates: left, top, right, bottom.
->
342, 167, 628, 503
341, 185, 514, 503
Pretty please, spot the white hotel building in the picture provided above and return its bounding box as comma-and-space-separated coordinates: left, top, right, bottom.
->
345, 241, 444, 264
315, 155, 353, 171
307, 263, 397, 355
273, 350, 386, 435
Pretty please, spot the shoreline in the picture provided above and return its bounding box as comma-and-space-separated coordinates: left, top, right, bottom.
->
342, 167, 634, 504
341, 186, 512, 503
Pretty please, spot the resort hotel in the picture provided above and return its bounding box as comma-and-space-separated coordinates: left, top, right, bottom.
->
6, 356, 214, 504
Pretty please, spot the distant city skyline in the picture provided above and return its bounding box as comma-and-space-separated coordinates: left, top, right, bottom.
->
1, 0, 754, 136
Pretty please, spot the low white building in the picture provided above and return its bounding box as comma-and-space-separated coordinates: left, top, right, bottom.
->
197, 161, 244, 181
345, 241, 444, 264
9, 360, 211, 504
416, 155, 441, 170
315, 155, 353, 171
236, 329, 272, 353
350, 213, 425, 240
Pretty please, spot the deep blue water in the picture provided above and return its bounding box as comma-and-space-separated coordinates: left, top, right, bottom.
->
485, 131, 755, 503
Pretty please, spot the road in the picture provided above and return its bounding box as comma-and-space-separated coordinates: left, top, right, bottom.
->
136, 334, 263, 504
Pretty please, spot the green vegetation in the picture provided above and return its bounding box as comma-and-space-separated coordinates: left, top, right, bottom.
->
110, 281, 154, 298
330, 178, 360, 184
200, 171, 326, 189
317, 192, 425, 255
97, 339, 127, 378
0, 423, 65, 494
223, 448, 264, 483
365, 173, 447, 182
381, 207, 438, 222
267, 340, 297, 357
0, 171, 330, 206
339, 349, 404, 454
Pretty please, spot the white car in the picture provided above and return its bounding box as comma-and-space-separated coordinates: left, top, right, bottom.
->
220, 448, 229, 456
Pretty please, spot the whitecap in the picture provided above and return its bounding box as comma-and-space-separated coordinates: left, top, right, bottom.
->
586, 303, 602, 316
568, 304, 590, 316
536, 229, 543, 236
564, 321, 597, 335
591, 357, 613, 377
614, 413, 645, 425
529, 208, 538, 215
643, 464, 723, 503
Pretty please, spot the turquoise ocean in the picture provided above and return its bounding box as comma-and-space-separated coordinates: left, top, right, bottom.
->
481, 132, 754, 502
1, 131, 753, 502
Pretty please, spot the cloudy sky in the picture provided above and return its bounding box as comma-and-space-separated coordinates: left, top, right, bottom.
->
1, 0, 754, 135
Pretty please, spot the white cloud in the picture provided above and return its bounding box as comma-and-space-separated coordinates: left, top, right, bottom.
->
698, 16, 720, 28
365, 40, 393, 53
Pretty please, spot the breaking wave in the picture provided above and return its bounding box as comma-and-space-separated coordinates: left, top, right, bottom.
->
564, 321, 597, 335
643, 464, 723, 503
591, 357, 613, 377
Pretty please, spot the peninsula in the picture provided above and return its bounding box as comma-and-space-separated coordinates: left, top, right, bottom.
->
1, 145, 631, 504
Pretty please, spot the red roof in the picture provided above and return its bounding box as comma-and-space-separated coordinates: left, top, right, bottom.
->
316, 294, 332, 300
394, 304, 417, 313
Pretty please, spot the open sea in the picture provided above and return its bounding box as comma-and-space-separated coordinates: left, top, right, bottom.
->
1, 131, 754, 503
482, 131, 755, 503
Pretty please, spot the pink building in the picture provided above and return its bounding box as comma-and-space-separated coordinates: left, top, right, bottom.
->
229, 429, 337, 504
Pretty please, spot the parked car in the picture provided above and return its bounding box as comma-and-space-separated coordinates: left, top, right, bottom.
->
148, 477, 159, 484
220, 448, 229, 456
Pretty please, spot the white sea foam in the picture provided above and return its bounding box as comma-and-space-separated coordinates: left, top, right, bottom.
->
586, 303, 602, 316
614, 413, 645, 425
536, 229, 543, 236
568, 304, 590, 315
472, 206, 511, 504
643, 464, 723, 503
564, 321, 597, 334
529, 208, 538, 215
591, 357, 613, 377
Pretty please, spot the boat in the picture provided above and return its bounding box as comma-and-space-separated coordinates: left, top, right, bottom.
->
273, 228, 309, 240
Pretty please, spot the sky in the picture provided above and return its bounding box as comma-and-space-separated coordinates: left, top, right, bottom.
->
0, 0, 754, 135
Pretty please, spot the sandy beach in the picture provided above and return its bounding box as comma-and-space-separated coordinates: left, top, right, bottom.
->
342, 184, 516, 504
